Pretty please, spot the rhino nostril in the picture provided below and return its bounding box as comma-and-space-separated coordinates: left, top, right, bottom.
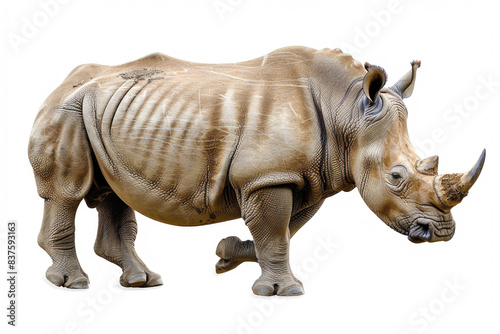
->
408, 219, 434, 243
409, 219, 433, 240
417, 221, 429, 231
417, 220, 433, 239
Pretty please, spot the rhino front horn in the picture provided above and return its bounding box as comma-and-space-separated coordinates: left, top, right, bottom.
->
434, 149, 486, 208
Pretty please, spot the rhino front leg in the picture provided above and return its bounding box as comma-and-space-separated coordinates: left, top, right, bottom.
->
242, 186, 303, 296
215, 199, 324, 274
94, 193, 162, 287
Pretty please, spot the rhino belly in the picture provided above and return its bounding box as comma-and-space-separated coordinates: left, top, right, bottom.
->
84, 78, 243, 226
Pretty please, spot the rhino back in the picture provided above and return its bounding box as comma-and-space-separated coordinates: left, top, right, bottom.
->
74, 47, 325, 225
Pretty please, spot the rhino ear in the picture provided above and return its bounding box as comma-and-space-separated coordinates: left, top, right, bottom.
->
391, 60, 421, 99
363, 63, 387, 104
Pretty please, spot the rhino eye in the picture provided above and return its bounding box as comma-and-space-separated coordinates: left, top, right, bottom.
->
386, 166, 409, 190
391, 172, 402, 180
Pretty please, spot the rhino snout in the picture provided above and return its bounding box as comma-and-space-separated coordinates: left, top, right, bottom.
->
407, 217, 455, 243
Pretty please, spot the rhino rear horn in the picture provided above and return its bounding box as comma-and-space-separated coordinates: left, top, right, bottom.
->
434, 149, 486, 208
391, 60, 421, 99
416, 155, 439, 175
363, 63, 387, 104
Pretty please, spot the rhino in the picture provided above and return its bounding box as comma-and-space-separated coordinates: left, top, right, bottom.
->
28, 46, 485, 296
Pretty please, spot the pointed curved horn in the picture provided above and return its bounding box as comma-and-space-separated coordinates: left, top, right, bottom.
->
434, 149, 486, 208
391, 60, 420, 99
460, 149, 486, 193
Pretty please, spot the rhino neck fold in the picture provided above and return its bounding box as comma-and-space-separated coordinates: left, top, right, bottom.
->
307, 50, 367, 195
309, 80, 359, 195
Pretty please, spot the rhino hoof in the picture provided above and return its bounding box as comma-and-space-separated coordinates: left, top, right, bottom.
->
215, 236, 247, 274
252, 284, 275, 296
252, 279, 304, 296
120, 271, 163, 288
67, 280, 90, 289
47, 274, 64, 287
128, 273, 148, 287
278, 285, 304, 296
46, 265, 89, 289
215, 258, 243, 274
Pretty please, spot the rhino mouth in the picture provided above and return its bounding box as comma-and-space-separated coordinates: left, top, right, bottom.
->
407, 217, 455, 243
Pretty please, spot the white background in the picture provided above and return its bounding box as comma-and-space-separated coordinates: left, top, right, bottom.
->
1, 0, 499, 333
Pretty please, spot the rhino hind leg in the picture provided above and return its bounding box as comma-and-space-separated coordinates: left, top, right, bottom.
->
29, 108, 94, 289
242, 186, 304, 296
93, 192, 162, 287
215, 199, 324, 274
39, 199, 90, 288
215, 237, 257, 273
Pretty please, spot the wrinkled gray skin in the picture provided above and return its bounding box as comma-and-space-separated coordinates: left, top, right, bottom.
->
28, 47, 485, 295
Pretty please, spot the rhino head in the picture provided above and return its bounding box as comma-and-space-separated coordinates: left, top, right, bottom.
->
351, 61, 485, 243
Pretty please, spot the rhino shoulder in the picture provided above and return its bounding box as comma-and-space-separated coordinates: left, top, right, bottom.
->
265, 46, 318, 63
314, 48, 365, 73
115, 52, 175, 68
